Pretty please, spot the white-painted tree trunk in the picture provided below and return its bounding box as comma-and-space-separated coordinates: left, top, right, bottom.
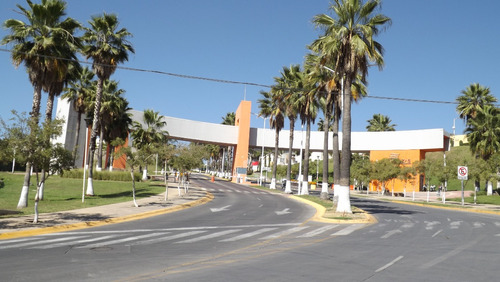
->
301, 181, 309, 195
284, 180, 292, 194
335, 185, 352, 213
96, 165, 102, 172
320, 182, 329, 199
142, 169, 148, 181
270, 178, 276, 189
487, 181, 493, 196
86, 177, 94, 195
39, 182, 44, 200
17, 185, 29, 209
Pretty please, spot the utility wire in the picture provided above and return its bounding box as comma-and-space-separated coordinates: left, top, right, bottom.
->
0, 47, 460, 105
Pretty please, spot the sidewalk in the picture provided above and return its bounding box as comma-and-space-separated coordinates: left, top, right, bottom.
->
0, 185, 211, 239
351, 190, 500, 214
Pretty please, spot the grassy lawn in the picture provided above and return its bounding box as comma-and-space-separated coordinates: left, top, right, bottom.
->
448, 194, 500, 205
0, 172, 166, 218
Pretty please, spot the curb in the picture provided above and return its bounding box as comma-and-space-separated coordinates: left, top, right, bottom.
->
0, 191, 214, 240
288, 195, 377, 224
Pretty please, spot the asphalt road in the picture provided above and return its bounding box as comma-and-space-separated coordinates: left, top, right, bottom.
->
1, 175, 499, 281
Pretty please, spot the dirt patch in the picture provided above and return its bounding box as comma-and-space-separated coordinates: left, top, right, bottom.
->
323, 205, 368, 221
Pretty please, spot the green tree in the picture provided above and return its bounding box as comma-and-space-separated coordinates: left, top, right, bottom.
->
258, 87, 285, 189
2, 0, 81, 208
130, 109, 168, 182
371, 158, 401, 196
81, 12, 134, 195
275, 64, 302, 193
62, 67, 95, 163
456, 83, 497, 125
312, 0, 390, 212
366, 113, 396, 131
465, 105, 500, 194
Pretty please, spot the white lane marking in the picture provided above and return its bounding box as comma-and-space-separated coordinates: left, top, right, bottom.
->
332, 224, 366, 236
424, 221, 441, 230
78, 232, 167, 249
131, 231, 206, 246
431, 230, 443, 238
261, 226, 309, 240
450, 221, 462, 229
401, 223, 415, 229
176, 229, 241, 244
381, 229, 402, 239
0, 237, 37, 245
29, 235, 118, 249
298, 225, 338, 238
375, 256, 404, 273
219, 228, 277, 242
0, 236, 87, 249
473, 222, 485, 228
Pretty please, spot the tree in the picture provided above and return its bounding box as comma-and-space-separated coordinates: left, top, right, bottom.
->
2, 0, 81, 208
366, 113, 396, 131
130, 109, 168, 181
81, 12, 134, 195
456, 83, 497, 125
312, 0, 391, 212
62, 67, 95, 163
258, 88, 285, 189
275, 65, 302, 193
371, 158, 401, 196
465, 105, 500, 195
220, 112, 235, 176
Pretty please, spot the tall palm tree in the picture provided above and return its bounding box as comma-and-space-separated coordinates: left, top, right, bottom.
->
81, 13, 134, 195
276, 64, 302, 194
258, 88, 285, 189
298, 65, 319, 195
221, 112, 236, 125
456, 83, 497, 125
313, 0, 390, 212
366, 113, 396, 131
2, 0, 81, 208
62, 67, 95, 163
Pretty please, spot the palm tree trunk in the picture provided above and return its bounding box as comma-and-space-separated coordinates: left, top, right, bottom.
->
301, 120, 311, 195
18, 84, 43, 209
96, 125, 104, 171
270, 127, 279, 189
72, 111, 82, 164
338, 76, 353, 213
39, 92, 56, 201
332, 104, 340, 195
87, 77, 105, 196
320, 107, 331, 199
285, 119, 295, 194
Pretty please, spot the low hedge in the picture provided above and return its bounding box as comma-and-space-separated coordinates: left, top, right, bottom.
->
62, 169, 142, 182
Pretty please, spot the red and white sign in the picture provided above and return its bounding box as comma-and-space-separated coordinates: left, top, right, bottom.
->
457, 166, 468, 180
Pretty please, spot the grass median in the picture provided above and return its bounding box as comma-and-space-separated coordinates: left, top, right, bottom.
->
0, 172, 166, 218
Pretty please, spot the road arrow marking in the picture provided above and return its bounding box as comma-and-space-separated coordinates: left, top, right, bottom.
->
210, 205, 231, 213
275, 208, 292, 215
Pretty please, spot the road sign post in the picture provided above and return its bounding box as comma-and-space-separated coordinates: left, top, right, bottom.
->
458, 166, 468, 206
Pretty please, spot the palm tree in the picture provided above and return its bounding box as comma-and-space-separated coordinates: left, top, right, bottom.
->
221, 112, 235, 175
62, 67, 95, 163
465, 105, 500, 195
2, 0, 81, 208
298, 65, 319, 195
312, 0, 391, 212
366, 113, 396, 131
131, 109, 168, 181
258, 88, 285, 189
276, 65, 302, 194
317, 117, 333, 131
81, 13, 134, 195
456, 83, 497, 125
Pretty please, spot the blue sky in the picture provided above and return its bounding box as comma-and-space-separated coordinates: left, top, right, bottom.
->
2, 0, 500, 136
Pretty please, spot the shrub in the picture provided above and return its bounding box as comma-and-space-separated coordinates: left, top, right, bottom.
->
61, 169, 141, 182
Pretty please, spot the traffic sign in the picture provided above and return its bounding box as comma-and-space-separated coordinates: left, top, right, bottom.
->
458, 166, 468, 180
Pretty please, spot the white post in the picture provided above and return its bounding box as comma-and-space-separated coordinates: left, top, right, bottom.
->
259, 117, 266, 186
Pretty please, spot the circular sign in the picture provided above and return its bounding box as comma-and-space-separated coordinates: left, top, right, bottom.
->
458, 166, 468, 179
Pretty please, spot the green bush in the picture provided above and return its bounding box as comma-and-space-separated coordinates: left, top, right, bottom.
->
61, 169, 141, 182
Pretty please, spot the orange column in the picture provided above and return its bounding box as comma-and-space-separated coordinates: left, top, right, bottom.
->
232, 101, 251, 183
